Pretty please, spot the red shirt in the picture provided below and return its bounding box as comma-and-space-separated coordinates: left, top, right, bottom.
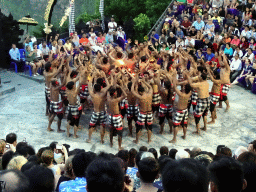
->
210, 57, 220, 68
181, 21, 192, 28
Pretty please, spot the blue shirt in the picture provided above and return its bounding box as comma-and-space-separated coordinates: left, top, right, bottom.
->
9, 48, 20, 60
176, 30, 184, 39
205, 53, 215, 61
224, 47, 233, 56
59, 177, 87, 192
192, 20, 205, 30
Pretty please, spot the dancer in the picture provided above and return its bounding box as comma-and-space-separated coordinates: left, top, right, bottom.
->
107, 85, 127, 150
187, 69, 210, 135
66, 77, 82, 138
131, 75, 153, 144
205, 65, 222, 124
87, 71, 111, 143
218, 53, 231, 112
169, 73, 192, 143
47, 79, 65, 133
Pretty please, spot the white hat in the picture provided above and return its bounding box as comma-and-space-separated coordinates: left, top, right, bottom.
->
175, 150, 190, 160
213, 5, 217, 8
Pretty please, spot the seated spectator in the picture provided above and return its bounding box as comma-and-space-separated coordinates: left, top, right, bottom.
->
25, 45, 40, 76
150, 30, 160, 45
185, 36, 195, 47
40, 41, 50, 60
204, 19, 215, 35
7, 155, 27, 170
192, 16, 205, 31
222, 33, 232, 44
33, 44, 46, 67
88, 33, 105, 53
194, 154, 213, 167
59, 152, 96, 192
248, 140, 256, 153
23, 165, 55, 192
162, 159, 209, 192
224, 43, 233, 57
209, 157, 247, 192
167, 32, 177, 47
41, 150, 61, 176
169, 149, 178, 159
135, 157, 160, 192
232, 58, 252, 87
79, 33, 89, 46
9, 44, 23, 72
189, 26, 197, 37
56, 155, 75, 192
6, 133, 17, 148
195, 30, 204, 41
233, 47, 244, 58
160, 146, 169, 156
181, 16, 191, 34
50, 40, 58, 54
214, 32, 223, 45
128, 148, 137, 167
162, 20, 170, 35
229, 25, 240, 37
1, 150, 14, 170
176, 27, 184, 39
0, 169, 30, 192
86, 158, 125, 192
231, 35, 241, 47
106, 31, 114, 45
196, 49, 205, 60
159, 34, 167, 45
64, 38, 73, 53
205, 48, 215, 62
72, 31, 80, 47
242, 163, 256, 192
23, 36, 34, 51
148, 148, 158, 159
237, 152, 256, 164
241, 26, 252, 40
242, 48, 255, 63
249, 38, 256, 49
240, 37, 249, 50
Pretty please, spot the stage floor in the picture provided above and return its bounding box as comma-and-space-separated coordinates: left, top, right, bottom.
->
0, 71, 256, 155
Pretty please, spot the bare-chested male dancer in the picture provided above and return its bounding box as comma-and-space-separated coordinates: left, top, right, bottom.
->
131, 76, 153, 144
107, 85, 127, 150
218, 53, 231, 112
66, 78, 82, 138
47, 79, 65, 133
169, 73, 192, 143
87, 71, 111, 143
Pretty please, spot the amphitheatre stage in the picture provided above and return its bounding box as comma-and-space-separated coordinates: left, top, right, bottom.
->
0, 71, 256, 155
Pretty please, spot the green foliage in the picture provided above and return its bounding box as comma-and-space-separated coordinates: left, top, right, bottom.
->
75, 12, 101, 25
133, 14, 151, 42
33, 24, 45, 38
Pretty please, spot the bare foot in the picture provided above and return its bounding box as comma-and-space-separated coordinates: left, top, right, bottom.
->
128, 133, 133, 137
78, 125, 82, 130
110, 143, 113, 148
73, 135, 79, 139
207, 120, 215, 124
225, 106, 230, 112
47, 128, 54, 132
67, 133, 73, 137
86, 139, 91, 143
200, 127, 207, 131
159, 131, 163, 135
217, 105, 222, 108
215, 115, 217, 119
133, 140, 138, 144
192, 131, 200, 135
101, 140, 105, 144
181, 135, 186, 140
119, 147, 124, 151
148, 139, 152, 143
57, 129, 65, 133
45, 113, 49, 116
169, 139, 176, 143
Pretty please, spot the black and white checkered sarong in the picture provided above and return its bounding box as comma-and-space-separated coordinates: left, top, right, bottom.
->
80, 84, 89, 98
89, 111, 107, 127
68, 103, 82, 117
152, 93, 161, 105
189, 90, 198, 105
210, 93, 220, 105
137, 112, 153, 126
50, 101, 64, 114
45, 87, 50, 99
127, 105, 139, 120
119, 98, 128, 109
108, 114, 123, 130
159, 104, 173, 117
173, 108, 189, 126
194, 98, 210, 117
221, 84, 231, 95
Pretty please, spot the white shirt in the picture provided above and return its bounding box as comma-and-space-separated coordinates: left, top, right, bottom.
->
88, 37, 97, 46
242, 52, 255, 62
31, 37, 37, 43
185, 38, 195, 47
117, 31, 125, 39
233, 50, 243, 58
176, 40, 185, 48
108, 22, 117, 32
230, 58, 242, 71
36, 49, 42, 57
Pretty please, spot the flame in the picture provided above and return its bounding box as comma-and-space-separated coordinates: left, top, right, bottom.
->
118, 60, 125, 65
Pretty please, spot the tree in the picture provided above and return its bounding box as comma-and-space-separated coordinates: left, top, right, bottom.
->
133, 14, 151, 42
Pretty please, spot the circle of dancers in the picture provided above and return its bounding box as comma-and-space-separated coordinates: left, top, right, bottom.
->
44, 42, 231, 150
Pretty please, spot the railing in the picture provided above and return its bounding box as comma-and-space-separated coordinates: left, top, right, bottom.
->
147, 0, 175, 37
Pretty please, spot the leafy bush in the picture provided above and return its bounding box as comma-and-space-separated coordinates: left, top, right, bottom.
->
75, 12, 101, 25
133, 14, 151, 42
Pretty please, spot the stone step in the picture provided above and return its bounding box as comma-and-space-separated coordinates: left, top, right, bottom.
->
0, 84, 15, 97
17, 73, 45, 84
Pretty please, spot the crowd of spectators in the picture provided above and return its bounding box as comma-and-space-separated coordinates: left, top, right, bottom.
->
1, 133, 256, 192
150, 0, 256, 92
